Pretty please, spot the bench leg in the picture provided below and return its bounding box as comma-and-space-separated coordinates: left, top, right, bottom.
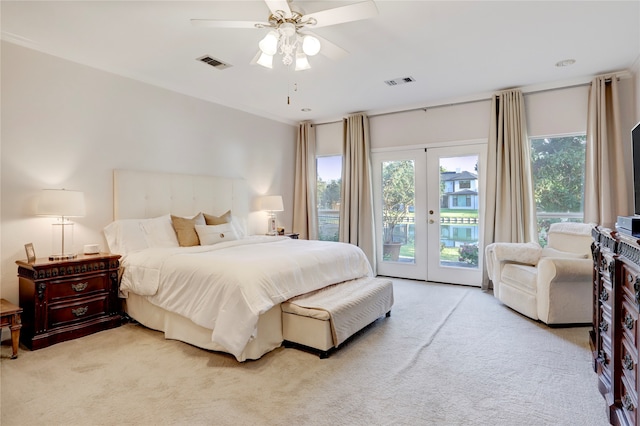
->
10, 313, 21, 359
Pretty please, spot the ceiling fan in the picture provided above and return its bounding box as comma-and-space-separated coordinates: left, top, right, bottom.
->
191, 0, 378, 70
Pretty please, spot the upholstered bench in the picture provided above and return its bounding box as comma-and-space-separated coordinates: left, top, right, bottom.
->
281, 277, 393, 358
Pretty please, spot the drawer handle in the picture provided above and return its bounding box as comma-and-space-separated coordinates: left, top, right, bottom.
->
71, 306, 89, 317
622, 394, 635, 411
625, 314, 635, 330
71, 282, 88, 292
623, 354, 635, 370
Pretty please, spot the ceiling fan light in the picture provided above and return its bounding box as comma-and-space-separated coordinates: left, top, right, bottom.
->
302, 35, 321, 56
256, 52, 274, 69
295, 52, 311, 71
259, 31, 279, 55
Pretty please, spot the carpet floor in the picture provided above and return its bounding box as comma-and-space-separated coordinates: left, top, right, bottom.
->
0, 279, 609, 425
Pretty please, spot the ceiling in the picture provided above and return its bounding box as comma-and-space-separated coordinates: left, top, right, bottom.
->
2, 1, 639, 126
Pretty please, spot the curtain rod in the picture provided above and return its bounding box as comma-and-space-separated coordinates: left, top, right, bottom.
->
314, 75, 622, 126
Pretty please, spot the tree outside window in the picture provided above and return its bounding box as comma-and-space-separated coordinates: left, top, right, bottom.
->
530, 135, 586, 246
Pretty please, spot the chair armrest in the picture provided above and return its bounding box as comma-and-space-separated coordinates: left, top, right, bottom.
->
537, 258, 593, 284
485, 241, 542, 264
485, 242, 542, 289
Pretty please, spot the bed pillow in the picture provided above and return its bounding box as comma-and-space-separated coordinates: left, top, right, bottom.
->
103, 219, 149, 255
230, 215, 248, 239
142, 214, 179, 248
195, 223, 239, 246
171, 213, 205, 247
203, 210, 232, 225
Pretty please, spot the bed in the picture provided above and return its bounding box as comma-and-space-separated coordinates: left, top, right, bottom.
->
105, 170, 373, 361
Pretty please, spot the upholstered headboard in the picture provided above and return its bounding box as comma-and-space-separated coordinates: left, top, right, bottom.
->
113, 169, 249, 220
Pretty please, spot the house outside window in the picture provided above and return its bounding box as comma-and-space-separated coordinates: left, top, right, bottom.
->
317, 155, 342, 241
530, 134, 586, 246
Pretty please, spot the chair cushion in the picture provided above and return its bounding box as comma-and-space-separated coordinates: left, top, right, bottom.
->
501, 263, 537, 294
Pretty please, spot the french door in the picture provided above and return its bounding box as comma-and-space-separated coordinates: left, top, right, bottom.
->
372, 143, 485, 286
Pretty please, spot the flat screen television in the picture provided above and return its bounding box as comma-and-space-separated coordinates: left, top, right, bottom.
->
634, 121, 640, 215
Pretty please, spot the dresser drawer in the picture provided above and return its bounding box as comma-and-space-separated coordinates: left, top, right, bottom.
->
48, 274, 109, 301
48, 295, 108, 328
622, 264, 640, 305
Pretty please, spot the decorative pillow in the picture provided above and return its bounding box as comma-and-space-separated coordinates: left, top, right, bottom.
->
195, 223, 239, 246
171, 213, 205, 247
103, 219, 149, 255
142, 214, 179, 248
203, 210, 232, 225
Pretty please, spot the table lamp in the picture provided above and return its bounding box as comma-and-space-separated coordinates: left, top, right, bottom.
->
37, 189, 86, 260
259, 195, 284, 236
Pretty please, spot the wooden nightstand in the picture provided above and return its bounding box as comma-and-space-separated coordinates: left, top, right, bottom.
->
0, 299, 23, 358
16, 253, 121, 350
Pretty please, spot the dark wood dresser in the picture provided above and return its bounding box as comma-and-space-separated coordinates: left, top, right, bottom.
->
592, 227, 640, 425
16, 253, 121, 350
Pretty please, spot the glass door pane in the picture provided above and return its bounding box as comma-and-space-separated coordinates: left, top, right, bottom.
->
427, 144, 484, 286
382, 159, 415, 264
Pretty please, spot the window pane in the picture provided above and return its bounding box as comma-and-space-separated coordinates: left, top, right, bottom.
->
317, 156, 342, 241
530, 135, 586, 246
381, 160, 415, 263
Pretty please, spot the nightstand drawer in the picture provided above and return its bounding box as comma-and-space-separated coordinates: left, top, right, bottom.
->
48, 295, 108, 328
48, 274, 109, 301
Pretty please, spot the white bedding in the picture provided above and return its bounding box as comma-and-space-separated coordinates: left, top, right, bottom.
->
119, 236, 372, 360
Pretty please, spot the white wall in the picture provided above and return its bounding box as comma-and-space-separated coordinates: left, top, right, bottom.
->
1, 41, 297, 304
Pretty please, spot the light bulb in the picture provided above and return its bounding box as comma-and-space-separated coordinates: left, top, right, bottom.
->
295, 52, 310, 71
302, 35, 321, 56
259, 31, 278, 55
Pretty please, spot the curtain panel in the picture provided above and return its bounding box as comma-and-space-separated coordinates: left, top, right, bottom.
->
584, 76, 629, 228
292, 122, 319, 240
340, 113, 376, 272
483, 89, 537, 289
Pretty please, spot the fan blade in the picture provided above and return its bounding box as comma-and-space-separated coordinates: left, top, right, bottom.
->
301, 31, 349, 60
191, 19, 270, 29
265, 0, 292, 18
302, 1, 378, 28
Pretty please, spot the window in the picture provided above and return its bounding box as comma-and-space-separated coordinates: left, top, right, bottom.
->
459, 180, 471, 189
530, 134, 586, 246
317, 156, 342, 241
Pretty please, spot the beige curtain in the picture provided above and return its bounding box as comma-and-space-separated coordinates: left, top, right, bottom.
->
292, 122, 318, 240
483, 89, 537, 289
584, 76, 629, 228
340, 113, 376, 272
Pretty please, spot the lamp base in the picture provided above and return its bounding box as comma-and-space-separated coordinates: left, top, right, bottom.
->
49, 253, 78, 261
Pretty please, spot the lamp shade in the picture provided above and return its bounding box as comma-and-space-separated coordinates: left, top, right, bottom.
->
37, 189, 86, 217
259, 195, 284, 212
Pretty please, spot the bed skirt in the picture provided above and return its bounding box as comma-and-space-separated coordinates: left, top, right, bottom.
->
124, 293, 283, 361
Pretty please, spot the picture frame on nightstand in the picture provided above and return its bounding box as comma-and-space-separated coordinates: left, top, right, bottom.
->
24, 243, 36, 263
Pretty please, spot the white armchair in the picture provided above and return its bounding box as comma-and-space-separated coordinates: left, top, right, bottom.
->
485, 222, 595, 325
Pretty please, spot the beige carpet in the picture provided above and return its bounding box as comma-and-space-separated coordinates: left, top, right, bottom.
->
1, 279, 609, 425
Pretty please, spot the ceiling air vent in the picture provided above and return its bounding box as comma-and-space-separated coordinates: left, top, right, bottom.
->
197, 55, 232, 70
384, 76, 416, 86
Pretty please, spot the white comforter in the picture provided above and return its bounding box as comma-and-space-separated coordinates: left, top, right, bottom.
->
119, 236, 372, 359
